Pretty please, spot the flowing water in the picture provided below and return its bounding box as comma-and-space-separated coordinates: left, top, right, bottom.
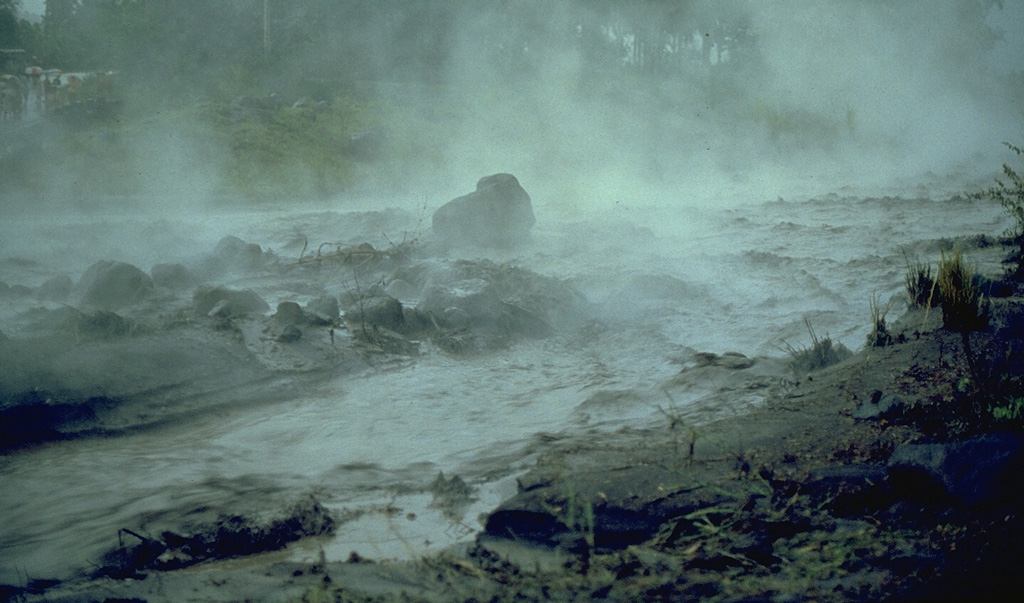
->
0, 176, 1012, 584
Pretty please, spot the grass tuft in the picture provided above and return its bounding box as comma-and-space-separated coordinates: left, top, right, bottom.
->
903, 249, 939, 309
937, 248, 986, 332
866, 295, 894, 348
784, 319, 852, 376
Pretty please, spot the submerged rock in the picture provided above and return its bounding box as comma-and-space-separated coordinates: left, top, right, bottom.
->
193, 286, 270, 317
343, 293, 407, 333
304, 295, 340, 324
151, 263, 197, 290
277, 324, 302, 343
272, 301, 307, 325
432, 173, 535, 247
75, 260, 154, 311
204, 235, 275, 275
36, 274, 73, 302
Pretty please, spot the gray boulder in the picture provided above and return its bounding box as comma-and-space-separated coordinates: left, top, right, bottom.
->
343, 294, 407, 333
151, 263, 197, 290
75, 260, 154, 310
272, 301, 307, 325
193, 286, 270, 317
432, 173, 535, 247
36, 274, 73, 302
304, 295, 340, 325
204, 235, 274, 275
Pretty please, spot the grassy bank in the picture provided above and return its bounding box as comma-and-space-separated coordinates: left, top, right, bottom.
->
0, 79, 452, 202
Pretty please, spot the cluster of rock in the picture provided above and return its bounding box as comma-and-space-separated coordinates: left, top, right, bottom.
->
0, 183, 582, 450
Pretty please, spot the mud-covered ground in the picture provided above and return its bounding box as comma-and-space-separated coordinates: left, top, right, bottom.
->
6, 250, 1024, 601
2, 187, 1022, 602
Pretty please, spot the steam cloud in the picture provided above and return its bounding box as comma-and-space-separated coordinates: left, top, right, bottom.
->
4, 0, 1023, 212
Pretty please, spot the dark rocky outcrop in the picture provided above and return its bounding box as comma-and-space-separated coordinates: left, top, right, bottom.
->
432, 173, 535, 247
75, 260, 154, 311
888, 434, 1024, 507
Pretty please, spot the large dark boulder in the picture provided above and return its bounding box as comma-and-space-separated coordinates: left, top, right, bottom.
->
432, 173, 536, 247
75, 260, 154, 310
888, 434, 1024, 507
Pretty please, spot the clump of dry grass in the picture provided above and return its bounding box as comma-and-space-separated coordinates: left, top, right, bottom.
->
903, 249, 939, 309
937, 248, 986, 331
784, 319, 852, 375
866, 295, 893, 348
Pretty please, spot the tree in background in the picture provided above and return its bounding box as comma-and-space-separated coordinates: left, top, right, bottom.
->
1, 0, 22, 49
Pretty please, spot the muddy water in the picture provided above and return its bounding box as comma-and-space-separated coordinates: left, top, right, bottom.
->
0, 183, 1011, 584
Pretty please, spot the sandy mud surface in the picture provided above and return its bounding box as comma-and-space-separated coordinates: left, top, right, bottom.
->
2, 192, 1022, 602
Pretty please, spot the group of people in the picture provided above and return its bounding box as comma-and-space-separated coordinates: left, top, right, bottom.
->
0, 68, 116, 121
0, 73, 27, 120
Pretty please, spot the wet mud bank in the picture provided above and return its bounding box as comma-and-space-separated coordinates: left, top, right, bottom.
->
2, 194, 1021, 601
474, 297, 1024, 602
16, 285, 1024, 602
0, 220, 587, 453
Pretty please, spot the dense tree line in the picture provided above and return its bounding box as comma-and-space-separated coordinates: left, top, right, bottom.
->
4, 1, 767, 94
4, 1, 1009, 104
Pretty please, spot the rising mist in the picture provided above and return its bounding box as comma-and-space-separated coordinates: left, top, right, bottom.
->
2, 0, 1022, 212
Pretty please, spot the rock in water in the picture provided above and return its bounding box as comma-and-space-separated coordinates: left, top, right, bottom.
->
432, 173, 535, 247
75, 260, 154, 310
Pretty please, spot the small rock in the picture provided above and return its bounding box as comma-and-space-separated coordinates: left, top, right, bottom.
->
852, 392, 915, 420
206, 235, 273, 274
304, 295, 339, 325
344, 294, 407, 332
277, 324, 302, 342
695, 352, 756, 370
273, 301, 307, 325
208, 299, 232, 318
444, 307, 472, 329
194, 286, 270, 317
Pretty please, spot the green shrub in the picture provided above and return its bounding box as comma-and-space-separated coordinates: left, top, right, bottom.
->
970, 142, 1024, 279
990, 396, 1024, 424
